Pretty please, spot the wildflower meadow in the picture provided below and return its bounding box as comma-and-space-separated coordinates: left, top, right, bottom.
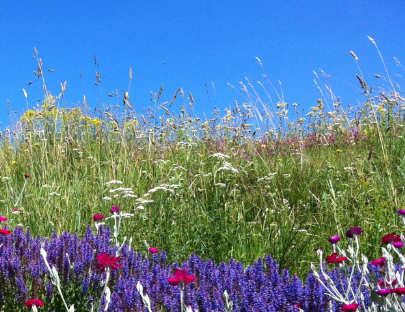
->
1, 41, 405, 311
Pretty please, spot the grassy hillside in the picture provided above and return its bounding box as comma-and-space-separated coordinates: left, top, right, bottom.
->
1, 58, 404, 279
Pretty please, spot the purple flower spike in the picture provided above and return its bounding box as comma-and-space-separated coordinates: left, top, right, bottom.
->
397, 209, 405, 215
328, 235, 340, 244
346, 226, 362, 238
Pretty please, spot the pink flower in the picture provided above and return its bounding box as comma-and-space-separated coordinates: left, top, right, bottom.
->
148, 247, 158, 253
378, 279, 397, 288
168, 269, 196, 286
0, 229, 11, 235
328, 235, 340, 244
325, 253, 348, 264
340, 303, 359, 311
397, 209, 405, 215
394, 241, 404, 248
96, 253, 122, 271
93, 214, 105, 221
24, 173, 30, 179
0, 216, 7, 222
24, 298, 44, 308
110, 206, 120, 214
377, 289, 392, 296
371, 257, 387, 267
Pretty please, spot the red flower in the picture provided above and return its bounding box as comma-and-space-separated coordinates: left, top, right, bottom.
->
96, 253, 122, 271
24, 173, 30, 179
371, 257, 386, 267
93, 214, 105, 221
392, 287, 405, 295
168, 269, 196, 286
381, 232, 402, 245
148, 247, 158, 253
0, 229, 11, 235
341, 303, 359, 311
0, 216, 7, 222
24, 298, 44, 308
325, 253, 348, 264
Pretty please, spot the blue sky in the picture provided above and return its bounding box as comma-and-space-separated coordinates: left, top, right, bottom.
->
0, 1, 404, 129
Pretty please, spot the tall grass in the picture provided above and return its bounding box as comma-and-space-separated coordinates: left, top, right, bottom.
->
0, 43, 404, 278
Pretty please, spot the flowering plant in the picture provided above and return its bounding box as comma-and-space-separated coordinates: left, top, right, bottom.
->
312, 211, 405, 311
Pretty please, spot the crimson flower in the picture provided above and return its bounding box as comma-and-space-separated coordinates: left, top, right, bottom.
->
325, 253, 348, 264
340, 303, 359, 311
24, 298, 44, 308
168, 269, 196, 286
371, 257, 386, 267
381, 232, 402, 245
96, 253, 122, 271
24, 173, 30, 179
93, 214, 105, 221
391, 287, 405, 295
346, 227, 362, 238
110, 206, 120, 213
0, 229, 11, 235
0, 216, 7, 222
148, 247, 158, 253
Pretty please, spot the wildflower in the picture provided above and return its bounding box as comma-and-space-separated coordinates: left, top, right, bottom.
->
110, 206, 120, 214
378, 279, 397, 288
24, 173, 30, 179
340, 303, 359, 311
371, 257, 386, 267
328, 235, 340, 244
392, 287, 405, 295
148, 247, 158, 253
397, 209, 405, 215
168, 269, 196, 286
96, 253, 122, 271
0, 216, 7, 222
12, 207, 19, 214
381, 232, 401, 244
24, 298, 44, 308
394, 241, 404, 248
0, 229, 11, 235
377, 289, 392, 296
93, 214, 105, 221
346, 227, 362, 238
325, 253, 348, 264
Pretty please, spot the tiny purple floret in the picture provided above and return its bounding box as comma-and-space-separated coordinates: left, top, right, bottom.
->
346, 227, 362, 238
397, 209, 405, 215
328, 235, 340, 244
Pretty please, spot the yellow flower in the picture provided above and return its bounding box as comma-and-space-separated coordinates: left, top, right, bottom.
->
336, 149, 343, 153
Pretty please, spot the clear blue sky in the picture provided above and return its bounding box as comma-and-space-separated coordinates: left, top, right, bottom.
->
0, 1, 404, 129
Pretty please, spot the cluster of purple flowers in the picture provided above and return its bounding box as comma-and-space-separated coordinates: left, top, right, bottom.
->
0, 224, 375, 311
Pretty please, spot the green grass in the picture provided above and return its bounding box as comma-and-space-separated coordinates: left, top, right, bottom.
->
1, 48, 404, 279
